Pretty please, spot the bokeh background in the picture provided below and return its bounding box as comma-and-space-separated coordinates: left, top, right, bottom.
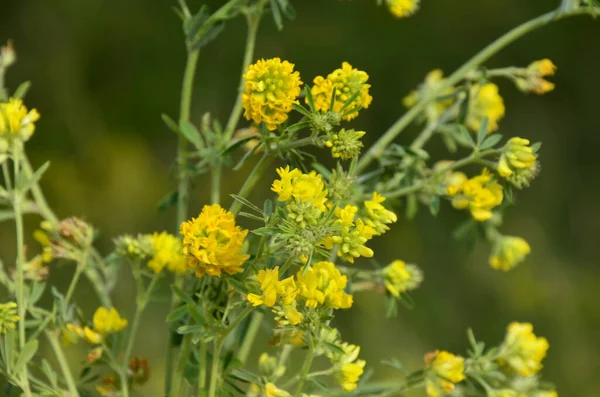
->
1, 0, 600, 395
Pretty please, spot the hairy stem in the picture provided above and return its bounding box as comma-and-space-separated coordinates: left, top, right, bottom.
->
356, 7, 596, 173
46, 330, 79, 397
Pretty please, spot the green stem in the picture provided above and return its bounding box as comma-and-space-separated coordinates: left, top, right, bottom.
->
229, 153, 274, 215
211, 163, 221, 205
224, 8, 263, 140
293, 347, 315, 397
46, 330, 79, 397
197, 341, 207, 396
171, 334, 193, 397
236, 311, 263, 365
356, 7, 596, 173
207, 341, 222, 397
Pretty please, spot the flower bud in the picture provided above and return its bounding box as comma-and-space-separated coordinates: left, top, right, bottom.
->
498, 137, 539, 189
489, 235, 531, 271
0, 302, 19, 334
325, 129, 366, 160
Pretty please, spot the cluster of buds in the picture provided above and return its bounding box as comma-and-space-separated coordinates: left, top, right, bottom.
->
514, 59, 557, 95
34, 218, 95, 262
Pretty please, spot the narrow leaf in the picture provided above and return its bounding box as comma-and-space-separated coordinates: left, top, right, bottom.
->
230, 194, 262, 214
13, 81, 32, 100
14, 340, 38, 374
179, 121, 205, 149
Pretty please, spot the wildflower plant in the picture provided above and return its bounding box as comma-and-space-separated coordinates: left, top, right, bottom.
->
0, 1, 598, 397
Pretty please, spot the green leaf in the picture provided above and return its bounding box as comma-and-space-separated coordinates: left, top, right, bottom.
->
19, 161, 50, 193
429, 195, 440, 217
166, 305, 188, 323
276, 0, 296, 19
381, 358, 405, 373
227, 278, 250, 294
41, 359, 58, 387
229, 368, 260, 384
269, 0, 283, 30
304, 86, 315, 112
480, 133, 502, 150
309, 378, 328, 391
286, 120, 310, 133
239, 212, 265, 222
179, 121, 205, 149
161, 113, 180, 135
177, 324, 204, 335
13, 81, 31, 100
171, 284, 196, 306
0, 210, 15, 223
323, 341, 345, 355
339, 90, 361, 112
456, 125, 476, 148
29, 282, 46, 306
292, 103, 310, 117
230, 194, 262, 214
14, 340, 38, 374
251, 227, 278, 236
531, 141, 542, 154
184, 5, 209, 42
157, 191, 179, 212
190, 22, 226, 51
220, 136, 258, 157
263, 199, 273, 219
476, 117, 489, 145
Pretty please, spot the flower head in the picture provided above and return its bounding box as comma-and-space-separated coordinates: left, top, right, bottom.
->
489, 236, 531, 271
242, 58, 302, 131
516, 59, 557, 95
449, 169, 503, 221
325, 129, 366, 160
337, 360, 365, 392
0, 302, 19, 334
467, 83, 505, 134
271, 167, 328, 214
148, 232, 186, 274
0, 98, 40, 142
382, 260, 423, 297
499, 322, 549, 377
265, 383, 291, 397
363, 192, 398, 235
425, 350, 466, 397
310, 62, 372, 120
247, 267, 283, 307
498, 137, 539, 189
180, 204, 250, 277
92, 307, 128, 335
296, 261, 353, 309
386, 0, 420, 18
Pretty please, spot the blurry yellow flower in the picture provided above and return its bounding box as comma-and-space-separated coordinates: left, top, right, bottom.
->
489, 236, 531, 271
337, 360, 365, 392
0, 98, 40, 142
404, 70, 455, 124
533, 391, 558, 397
0, 302, 19, 334
310, 62, 372, 120
386, 0, 420, 18
498, 137, 539, 189
529, 59, 556, 77
450, 169, 503, 221
180, 204, 250, 277
92, 307, 128, 335
466, 83, 505, 133
499, 322, 549, 377
516, 59, 557, 95
489, 390, 519, 397
382, 260, 423, 297
83, 326, 104, 344
282, 306, 303, 325
426, 350, 466, 397
363, 192, 398, 235
242, 58, 302, 131
265, 383, 291, 397
148, 232, 186, 274
296, 261, 353, 309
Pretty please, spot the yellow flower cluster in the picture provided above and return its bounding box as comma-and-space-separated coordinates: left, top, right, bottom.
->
180, 204, 250, 277
242, 58, 302, 131
148, 232, 187, 274
498, 137, 539, 188
272, 166, 328, 211
499, 322, 549, 377
0, 98, 40, 142
382, 260, 423, 297
425, 350, 466, 397
247, 261, 353, 325
386, 0, 420, 19
466, 83, 506, 134
489, 236, 531, 271
64, 307, 128, 345
310, 62, 372, 120
326, 342, 365, 392
363, 192, 398, 235
324, 204, 375, 263
448, 169, 503, 221
0, 302, 19, 334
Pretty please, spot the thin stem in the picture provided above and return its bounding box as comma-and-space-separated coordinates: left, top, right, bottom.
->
46, 330, 79, 397
171, 334, 193, 397
236, 311, 263, 365
356, 7, 596, 173
211, 163, 221, 205
224, 8, 263, 140
293, 347, 315, 397
229, 153, 274, 215
196, 341, 207, 396
207, 341, 222, 397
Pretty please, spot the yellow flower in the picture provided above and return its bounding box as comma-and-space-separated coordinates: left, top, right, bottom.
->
0, 98, 40, 142
466, 83, 505, 134
148, 232, 186, 274
242, 58, 302, 131
363, 192, 398, 235
296, 261, 353, 309
337, 360, 365, 391
498, 137, 539, 189
0, 302, 19, 334
382, 260, 423, 297
334, 204, 358, 228
499, 322, 549, 377
247, 267, 281, 307
533, 391, 558, 397
516, 59, 557, 95
271, 167, 328, 212
282, 306, 303, 325
323, 219, 375, 263
489, 236, 531, 271
265, 383, 291, 397
450, 169, 503, 222
92, 307, 128, 335
180, 204, 250, 277
528, 59, 556, 77
386, 0, 420, 18
426, 350, 466, 397
83, 326, 104, 344
489, 390, 519, 397
310, 62, 372, 120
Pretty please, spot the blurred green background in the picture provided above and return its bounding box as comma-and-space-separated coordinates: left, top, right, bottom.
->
2, 0, 600, 395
